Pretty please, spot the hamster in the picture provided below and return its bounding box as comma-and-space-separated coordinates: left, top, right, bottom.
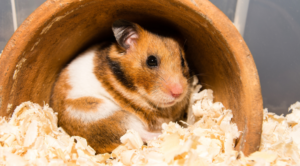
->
51, 20, 193, 154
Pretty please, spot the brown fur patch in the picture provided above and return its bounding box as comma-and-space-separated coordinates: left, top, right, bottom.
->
65, 97, 102, 112
58, 108, 129, 154
50, 67, 71, 117
51, 63, 128, 154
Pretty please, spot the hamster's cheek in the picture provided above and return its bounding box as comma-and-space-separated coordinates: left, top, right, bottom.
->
149, 91, 176, 105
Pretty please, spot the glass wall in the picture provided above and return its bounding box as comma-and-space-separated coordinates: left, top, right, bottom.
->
0, 0, 45, 50
0, 1, 14, 51
244, 0, 300, 114
15, 0, 45, 26
210, 0, 237, 21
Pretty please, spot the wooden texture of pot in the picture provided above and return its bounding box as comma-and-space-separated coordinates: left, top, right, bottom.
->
0, 0, 263, 156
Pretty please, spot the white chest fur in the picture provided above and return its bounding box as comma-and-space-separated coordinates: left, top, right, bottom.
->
65, 49, 120, 123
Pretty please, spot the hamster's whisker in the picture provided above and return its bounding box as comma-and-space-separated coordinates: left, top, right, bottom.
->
184, 39, 188, 46
158, 76, 165, 83
124, 91, 149, 109
166, 75, 171, 82
198, 82, 212, 88
187, 73, 210, 81
158, 74, 167, 83
155, 98, 159, 109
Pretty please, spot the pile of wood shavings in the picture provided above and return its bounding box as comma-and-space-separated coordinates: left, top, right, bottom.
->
0, 88, 300, 165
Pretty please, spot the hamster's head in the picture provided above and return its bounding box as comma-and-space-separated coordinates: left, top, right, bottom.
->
109, 20, 191, 108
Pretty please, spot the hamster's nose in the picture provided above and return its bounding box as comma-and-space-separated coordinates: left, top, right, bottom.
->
169, 83, 183, 98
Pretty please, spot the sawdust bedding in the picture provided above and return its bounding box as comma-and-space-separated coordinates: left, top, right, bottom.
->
0, 75, 299, 166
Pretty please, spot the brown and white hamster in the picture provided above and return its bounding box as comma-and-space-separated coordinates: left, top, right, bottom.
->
51, 20, 193, 154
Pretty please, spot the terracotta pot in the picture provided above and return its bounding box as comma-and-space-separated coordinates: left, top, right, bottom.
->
0, 0, 263, 155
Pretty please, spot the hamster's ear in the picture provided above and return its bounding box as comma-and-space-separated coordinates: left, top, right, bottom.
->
112, 20, 139, 50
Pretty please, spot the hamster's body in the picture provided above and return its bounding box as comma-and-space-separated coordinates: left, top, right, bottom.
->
51, 20, 193, 153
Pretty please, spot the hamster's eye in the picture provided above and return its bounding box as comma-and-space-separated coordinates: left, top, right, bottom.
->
147, 55, 158, 67
181, 56, 185, 67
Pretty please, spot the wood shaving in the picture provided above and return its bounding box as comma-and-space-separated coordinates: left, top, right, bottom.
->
0, 87, 300, 165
